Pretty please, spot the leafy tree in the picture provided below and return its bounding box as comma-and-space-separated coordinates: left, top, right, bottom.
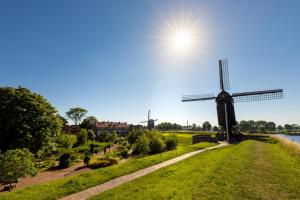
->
133, 134, 150, 155
66, 107, 87, 125
157, 122, 182, 131
81, 116, 98, 129
284, 124, 293, 131
192, 123, 197, 130
87, 129, 96, 140
0, 148, 37, 191
149, 134, 165, 154
83, 151, 92, 166
212, 126, 220, 132
75, 129, 88, 146
58, 115, 68, 126
0, 87, 62, 153
277, 125, 284, 131
202, 121, 212, 131
165, 134, 178, 150
58, 152, 72, 169
56, 133, 77, 149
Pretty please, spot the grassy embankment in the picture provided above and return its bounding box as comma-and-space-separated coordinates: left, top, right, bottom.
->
0, 134, 217, 200
91, 137, 300, 200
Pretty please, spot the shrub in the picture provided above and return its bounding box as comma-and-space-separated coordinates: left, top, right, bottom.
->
57, 133, 77, 149
59, 152, 72, 169
0, 148, 37, 191
75, 129, 88, 146
119, 149, 129, 158
128, 129, 144, 144
87, 129, 96, 140
149, 135, 165, 154
165, 135, 178, 150
83, 151, 92, 166
133, 134, 150, 155
89, 158, 118, 169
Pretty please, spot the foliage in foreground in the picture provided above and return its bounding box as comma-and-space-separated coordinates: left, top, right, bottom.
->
0, 134, 216, 200
0, 149, 37, 191
0, 87, 62, 153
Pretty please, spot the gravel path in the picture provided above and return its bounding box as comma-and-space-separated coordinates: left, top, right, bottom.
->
61, 142, 228, 200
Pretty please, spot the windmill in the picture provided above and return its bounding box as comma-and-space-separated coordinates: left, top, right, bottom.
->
182, 59, 283, 142
140, 110, 158, 130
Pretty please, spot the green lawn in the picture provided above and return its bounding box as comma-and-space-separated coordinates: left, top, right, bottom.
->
90, 139, 300, 200
0, 134, 217, 200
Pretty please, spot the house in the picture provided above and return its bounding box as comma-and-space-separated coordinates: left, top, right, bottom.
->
92, 121, 130, 136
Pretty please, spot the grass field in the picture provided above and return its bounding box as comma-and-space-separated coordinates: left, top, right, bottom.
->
90, 138, 300, 200
0, 134, 217, 200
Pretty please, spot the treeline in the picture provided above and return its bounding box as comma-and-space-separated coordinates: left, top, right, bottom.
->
236, 120, 300, 133
157, 120, 300, 133
157, 122, 182, 131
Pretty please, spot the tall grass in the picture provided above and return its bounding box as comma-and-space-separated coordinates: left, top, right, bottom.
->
271, 135, 300, 157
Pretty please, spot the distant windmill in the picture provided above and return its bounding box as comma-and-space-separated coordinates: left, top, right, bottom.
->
140, 110, 158, 130
182, 59, 283, 142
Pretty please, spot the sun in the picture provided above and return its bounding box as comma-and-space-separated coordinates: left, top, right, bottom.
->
153, 10, 209, 64
171, 31, 193, 50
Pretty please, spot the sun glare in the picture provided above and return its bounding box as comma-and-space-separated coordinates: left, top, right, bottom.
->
172, 31, 192, 50
153, 10, 209, 64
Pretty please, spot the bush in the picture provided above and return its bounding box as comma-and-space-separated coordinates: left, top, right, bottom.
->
165, 135, 178, 150
87, 129, 96, 140
83, 152, 92, 166
75, 129, 88, 146
59, 152, 72, 169
133, 134, 150, 155
0, 148, 37, 191
128, 129, 144, 144
89, 158, 118, 169
119, 149, 129, 158
149, 135, 165, 154
57, 133, 77, 149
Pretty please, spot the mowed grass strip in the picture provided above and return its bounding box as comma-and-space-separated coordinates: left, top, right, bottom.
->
90, 139, 300, 200
0, 134, 217, 200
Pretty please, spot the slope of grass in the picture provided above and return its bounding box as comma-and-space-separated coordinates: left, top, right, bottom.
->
91, 139, 300, 200
0, 134, 217, 200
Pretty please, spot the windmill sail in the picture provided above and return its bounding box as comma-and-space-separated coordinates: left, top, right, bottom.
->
182, 93, 216, 102
232, 89, 283, 103
219, 59, 230, 91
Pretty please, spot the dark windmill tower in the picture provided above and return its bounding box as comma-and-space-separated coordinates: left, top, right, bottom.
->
182, 59, 283, 142
140, 110, 158, 130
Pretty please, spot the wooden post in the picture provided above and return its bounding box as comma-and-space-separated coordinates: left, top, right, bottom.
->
224, 103, 230, 142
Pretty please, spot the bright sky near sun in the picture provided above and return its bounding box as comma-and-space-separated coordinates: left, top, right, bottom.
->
0, 0, 299, 126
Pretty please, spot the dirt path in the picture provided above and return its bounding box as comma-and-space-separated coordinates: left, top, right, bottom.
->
0, 145, 116, 192
60, 142, 228, 200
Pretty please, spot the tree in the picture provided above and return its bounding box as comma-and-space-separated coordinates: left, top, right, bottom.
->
192, 123, 197, 130
0, 148, 37, 191
75, 129, 88, 146
212, 126, 220, 132
81, 116, 98, 129
58, 115, 68, 126
157, 122, 182, 131
284, 124, 293, 131
202, 121, 212, 131
66, 107, 88, 125
277, 125, 284, 131
0, 87, 62, 153
56, 133, 77, 149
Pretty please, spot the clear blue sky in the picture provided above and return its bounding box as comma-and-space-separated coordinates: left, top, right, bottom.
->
0, 0, 299, 126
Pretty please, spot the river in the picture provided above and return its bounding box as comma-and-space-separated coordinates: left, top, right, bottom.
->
278, 134, 300, 144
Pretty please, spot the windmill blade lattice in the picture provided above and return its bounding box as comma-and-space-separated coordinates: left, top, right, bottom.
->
182, 93, 216, 102
232, 89, 283, 103
219, 59, 230, 91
